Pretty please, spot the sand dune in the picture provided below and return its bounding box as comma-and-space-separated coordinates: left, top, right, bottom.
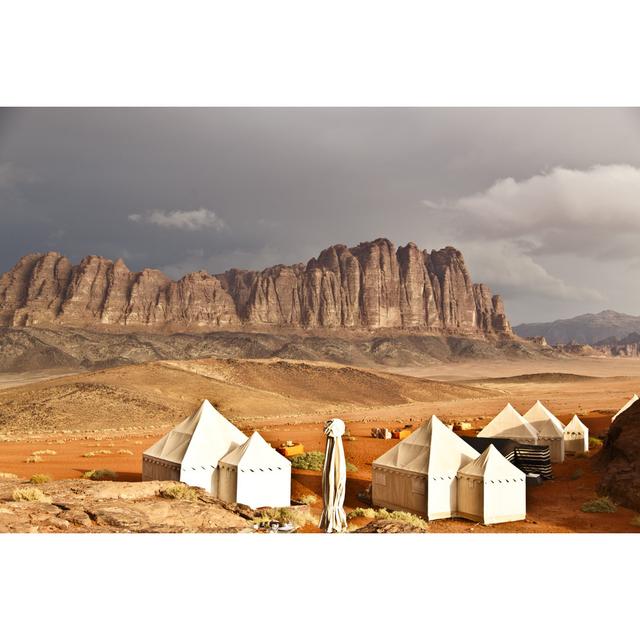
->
0, 357, 495, 440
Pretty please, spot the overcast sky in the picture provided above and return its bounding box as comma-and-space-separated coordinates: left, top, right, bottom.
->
1, 107, 640, 325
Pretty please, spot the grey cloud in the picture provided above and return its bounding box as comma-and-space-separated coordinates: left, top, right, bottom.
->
460, 240, 604, 302
2, 108, 640, 323
129, 208, 227, 231
427, 164, 640, 260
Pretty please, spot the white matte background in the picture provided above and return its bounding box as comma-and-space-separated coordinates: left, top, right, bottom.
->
1, 1, 639, 639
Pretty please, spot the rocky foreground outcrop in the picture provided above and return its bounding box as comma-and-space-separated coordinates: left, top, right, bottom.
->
0, 479, 257, 533
598, 399, 640, 510
0, 239, 511, 335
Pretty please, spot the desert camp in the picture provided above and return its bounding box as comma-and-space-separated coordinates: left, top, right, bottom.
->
218, 432, 291, 509
564, 415, 590, 454
142, 399, 249, 495
371, 415, 480, 520
457, 444, 526, 524
477, 403, 539, 444
523, 400, 565, 463
144, 400, 292, 509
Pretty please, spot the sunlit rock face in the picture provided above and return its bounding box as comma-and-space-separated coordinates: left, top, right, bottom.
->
0, 239, 511, 335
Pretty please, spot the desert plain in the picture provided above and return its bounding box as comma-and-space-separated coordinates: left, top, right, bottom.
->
1, 353, 640, 533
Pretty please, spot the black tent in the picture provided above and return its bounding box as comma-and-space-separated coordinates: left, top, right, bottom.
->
461, 436, 553, 479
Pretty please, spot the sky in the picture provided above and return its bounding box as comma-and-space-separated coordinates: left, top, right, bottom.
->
1, 107, 640, 325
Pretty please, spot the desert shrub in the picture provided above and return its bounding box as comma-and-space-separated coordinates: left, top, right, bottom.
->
12, 487, 51, 503
382, 510, 428, 530
95, 449, 112, 455
289, 451, 358, 472
348, 507, 378, 520
82, 452, 96, 457
117, 449, 134, 455
254, 507, 316, 529
570, 469, 584, 480
347, 507, 428, 530
581, 496, 617, 513
159, 483, 198, 501
32, 449, 56, 456
24, 455, 43, 464
298, 494, 318, 505
589, 437, 603, 448
83, 469, 117, 481
289, 451, 324, 470
29, 474, 51, 485
0, 472, 19, 479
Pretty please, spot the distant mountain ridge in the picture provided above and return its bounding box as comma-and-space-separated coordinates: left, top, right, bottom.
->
514, 310, 640, 345
0, 238, 511, 336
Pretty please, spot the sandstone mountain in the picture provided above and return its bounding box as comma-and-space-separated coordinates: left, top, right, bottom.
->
0, 239, 511, 336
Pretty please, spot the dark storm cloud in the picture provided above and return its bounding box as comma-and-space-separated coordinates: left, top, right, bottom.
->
1, 107, 640, 323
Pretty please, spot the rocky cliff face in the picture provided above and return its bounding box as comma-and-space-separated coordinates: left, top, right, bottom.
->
599, 398, 640, 511
0, 239, 511, 335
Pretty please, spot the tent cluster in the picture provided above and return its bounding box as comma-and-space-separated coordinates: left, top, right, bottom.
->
371, 415, 526, 524
477, 401, 591, 462
142, 400, 291, 509
371, 397, 605, 525
462, 436, 553, 479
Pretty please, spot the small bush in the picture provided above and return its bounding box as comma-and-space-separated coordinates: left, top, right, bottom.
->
347, 507, 428, 530
29, 474, 51, 485
25, 455, 43, 464
12, 487, 51, 503
0, 472, 19, 479
589, 437, 603, 448
298, 494, 318, 505
82, 452, 96, 457
348, 507, 378, 520
289, 451, 358, 472
32, 449, 56, 456
254, 507, 316, 529
581, 496, 617, 513
95, 449, 112, 455
83, 469, 117, 481
570, 469, 584, 480
159, 483, 198, 501
117, 449, 134, 455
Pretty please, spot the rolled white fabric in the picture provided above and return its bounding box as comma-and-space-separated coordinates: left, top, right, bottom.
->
319, 418, 348, 533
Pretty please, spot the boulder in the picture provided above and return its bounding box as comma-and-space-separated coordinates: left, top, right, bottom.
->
598, 398, 640, 510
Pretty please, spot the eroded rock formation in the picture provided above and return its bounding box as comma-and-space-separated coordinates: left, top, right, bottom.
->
0, 239, 511, 335
598, 399, 640, 510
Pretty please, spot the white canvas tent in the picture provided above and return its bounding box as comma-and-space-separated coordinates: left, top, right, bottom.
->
371, 415, 479, 520
477, 403, 539, 444
523, 401, 565, 463
218, 431, 291, 509
564, 415, 589, 454
457, 444, 526, 524
142, 399, 248, 495
611, 394, 638, 422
